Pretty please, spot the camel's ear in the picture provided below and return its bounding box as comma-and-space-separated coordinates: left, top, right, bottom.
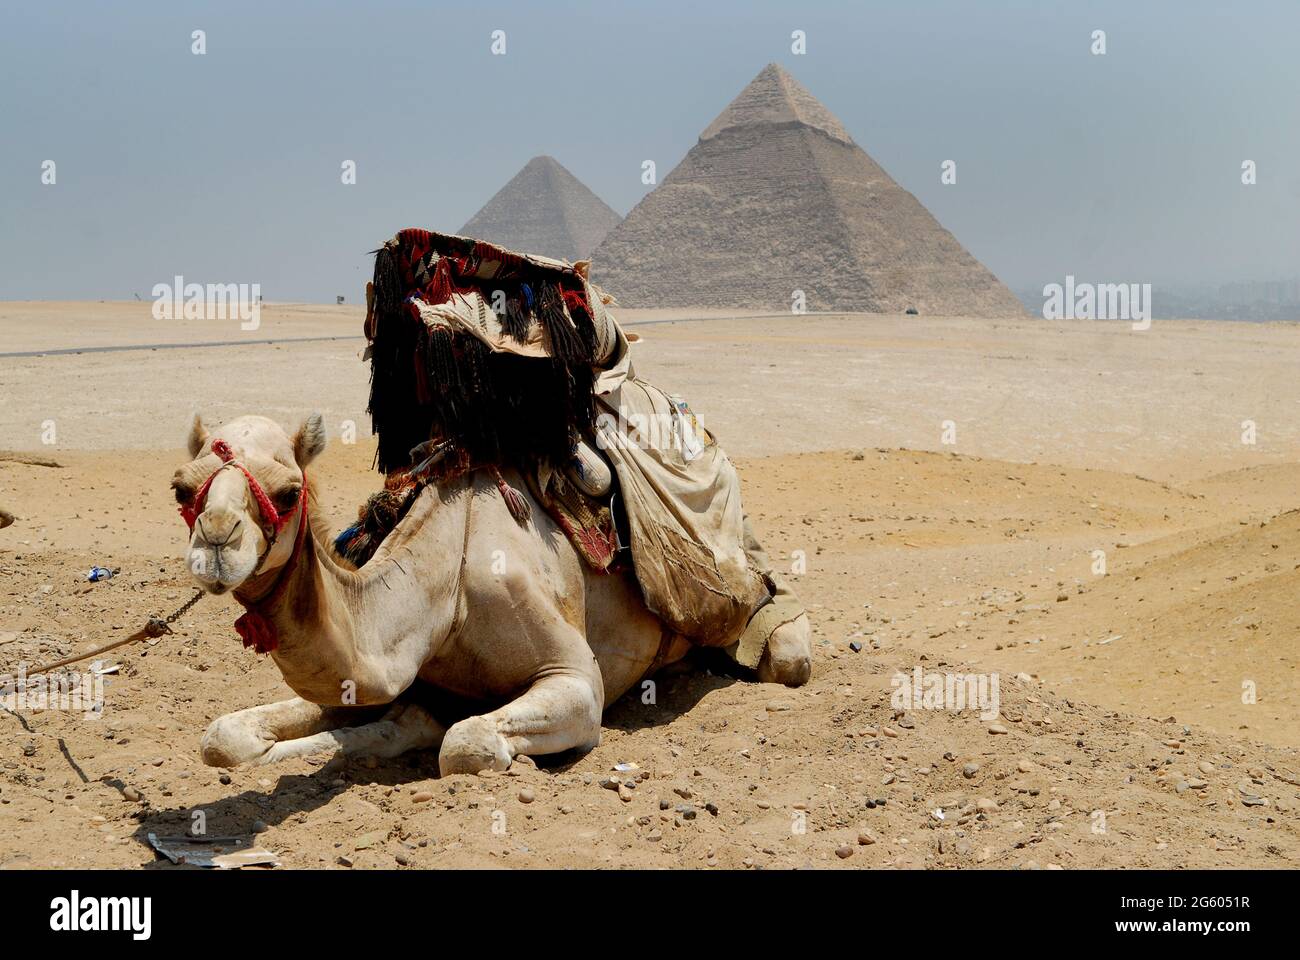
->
293, 413, 327, 467
187, 414, 210, 459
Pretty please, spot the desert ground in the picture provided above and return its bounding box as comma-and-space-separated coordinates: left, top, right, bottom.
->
1, 301, 1298, 869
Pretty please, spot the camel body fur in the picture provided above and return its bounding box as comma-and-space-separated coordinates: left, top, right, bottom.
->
176, 414, 810, 775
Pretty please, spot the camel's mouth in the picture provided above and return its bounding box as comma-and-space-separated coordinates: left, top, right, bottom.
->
185, 521, 267, 594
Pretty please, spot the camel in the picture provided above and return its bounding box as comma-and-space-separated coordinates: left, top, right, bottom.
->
174, 413, 811, 775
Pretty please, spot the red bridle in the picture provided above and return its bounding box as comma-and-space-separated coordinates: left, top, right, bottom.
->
178, 438, 309, 655
179, 438, 301, 535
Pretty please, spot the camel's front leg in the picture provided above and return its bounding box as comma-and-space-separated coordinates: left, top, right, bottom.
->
203, 698, 445, 767
439, 672, 603, 776
257, 701, 446, 765
201, 697, 361, 767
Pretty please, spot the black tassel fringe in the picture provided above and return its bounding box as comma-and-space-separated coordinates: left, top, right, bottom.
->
366, 241, 597, 475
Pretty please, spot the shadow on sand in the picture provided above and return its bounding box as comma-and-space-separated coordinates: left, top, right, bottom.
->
125, 649, 755, 864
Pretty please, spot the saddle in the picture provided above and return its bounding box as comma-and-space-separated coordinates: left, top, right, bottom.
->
349, 228, 773, 655
335, 436, 621, 572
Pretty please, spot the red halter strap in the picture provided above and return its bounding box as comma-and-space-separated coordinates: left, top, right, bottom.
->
231, 476, 311, 654
179, 438, 297, 534
177, 438, 310, 655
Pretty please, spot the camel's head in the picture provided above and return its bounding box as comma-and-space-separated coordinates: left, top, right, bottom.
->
172, 413, 325, 594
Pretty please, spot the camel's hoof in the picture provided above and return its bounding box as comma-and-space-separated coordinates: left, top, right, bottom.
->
757, 613, 813, 687
200, 715, 269, 767
438, 715, 512, 776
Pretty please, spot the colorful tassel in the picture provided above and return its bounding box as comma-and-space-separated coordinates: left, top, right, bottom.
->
233, 608, 278, 654
492, 467, 531, 525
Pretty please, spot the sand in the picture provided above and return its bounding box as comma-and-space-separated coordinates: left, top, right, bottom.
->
0, 302, 1297, 869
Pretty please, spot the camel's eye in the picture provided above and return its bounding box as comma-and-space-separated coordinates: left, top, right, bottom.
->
272, 485, 302, 514
172, 479, 195, 505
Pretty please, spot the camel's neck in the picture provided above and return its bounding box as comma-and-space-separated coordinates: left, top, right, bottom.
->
248, 481, 470, 705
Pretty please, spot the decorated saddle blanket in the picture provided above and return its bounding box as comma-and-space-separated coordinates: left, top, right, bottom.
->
365, 228, 620, 475
334, 458, 620, 575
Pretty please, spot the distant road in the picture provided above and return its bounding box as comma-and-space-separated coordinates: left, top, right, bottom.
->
0, 334, 363, 359
0, 312, 837, 358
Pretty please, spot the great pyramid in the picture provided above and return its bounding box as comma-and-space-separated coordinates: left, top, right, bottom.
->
592, 64, 1024, 316
459, 155, 622, 262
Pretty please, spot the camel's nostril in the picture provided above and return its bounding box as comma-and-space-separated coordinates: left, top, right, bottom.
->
197, 511, 244, 549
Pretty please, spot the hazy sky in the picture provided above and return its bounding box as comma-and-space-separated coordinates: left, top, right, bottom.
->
2, 0, 1297, 301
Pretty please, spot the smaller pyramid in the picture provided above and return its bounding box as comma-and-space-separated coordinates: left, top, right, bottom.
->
459, 156, 622, 262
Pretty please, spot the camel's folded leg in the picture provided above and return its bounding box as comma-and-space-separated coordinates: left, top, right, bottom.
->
439, 672, 603, 776
739, 515, 812, 686
202, 698, 343, 766
202, 696, 437, 767
256, 702, 446, 766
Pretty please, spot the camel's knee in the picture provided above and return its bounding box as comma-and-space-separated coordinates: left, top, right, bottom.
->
757, 613, 813, 687
506, 674, 603, 755
201, 712, 272, 767
537, 675, 602, 740
438, 715, 512, 776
